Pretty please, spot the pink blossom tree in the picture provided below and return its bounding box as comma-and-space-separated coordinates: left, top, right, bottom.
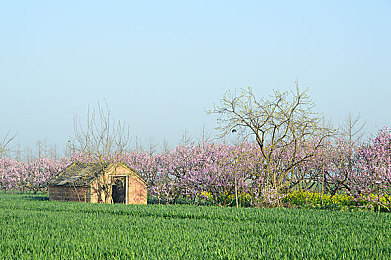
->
348, 128, 391, 210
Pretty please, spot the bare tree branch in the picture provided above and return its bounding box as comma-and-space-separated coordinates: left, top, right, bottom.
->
69, 101, 131, 162
340, 112, 366, 145
209, 82, 335, 196
67, 102, 131, 203
0, 132, 17, 157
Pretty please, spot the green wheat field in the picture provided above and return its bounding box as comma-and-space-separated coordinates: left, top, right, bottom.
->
1, 194, 390, 259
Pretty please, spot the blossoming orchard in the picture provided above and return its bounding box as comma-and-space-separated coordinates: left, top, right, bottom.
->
1, 87, 390, 211
1, 128, 390, 210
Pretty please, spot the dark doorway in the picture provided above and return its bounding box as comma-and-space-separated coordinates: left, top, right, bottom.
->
112, 176, 126, 204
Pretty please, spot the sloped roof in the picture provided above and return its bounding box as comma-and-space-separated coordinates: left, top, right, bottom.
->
47, 161, 145, 187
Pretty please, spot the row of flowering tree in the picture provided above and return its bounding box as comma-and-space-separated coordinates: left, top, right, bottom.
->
0, 157, 70, 194
1, 85, 389, 209
1, 127, 390, 209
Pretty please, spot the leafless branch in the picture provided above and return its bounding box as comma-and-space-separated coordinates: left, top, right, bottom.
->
0, 132, 17, 157
209, 81, 335, 194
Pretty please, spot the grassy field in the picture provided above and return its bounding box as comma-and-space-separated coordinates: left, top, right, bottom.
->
0, 194, 390, 259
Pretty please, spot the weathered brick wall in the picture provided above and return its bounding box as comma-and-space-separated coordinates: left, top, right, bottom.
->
90, 188, 100, 203
49, 186, 89, 203
49, 163, 147, 205
128, 175, 147, 205
100, 165, 148, 205
90, 174, 109, 203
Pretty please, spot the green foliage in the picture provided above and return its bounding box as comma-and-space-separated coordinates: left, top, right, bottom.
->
1, 194, 391, 259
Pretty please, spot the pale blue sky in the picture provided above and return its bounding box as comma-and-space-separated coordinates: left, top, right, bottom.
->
1, 1, 390, 152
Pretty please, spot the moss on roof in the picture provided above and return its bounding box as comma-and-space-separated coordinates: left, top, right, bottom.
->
48, 161, 116, 187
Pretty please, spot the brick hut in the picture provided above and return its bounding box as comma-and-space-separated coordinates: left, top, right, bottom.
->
48, 161, 147, 204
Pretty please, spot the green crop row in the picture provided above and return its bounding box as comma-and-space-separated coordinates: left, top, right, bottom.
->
1, 194, 391, 259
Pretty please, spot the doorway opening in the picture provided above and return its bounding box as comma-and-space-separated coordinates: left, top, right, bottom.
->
111, 176, 126, 204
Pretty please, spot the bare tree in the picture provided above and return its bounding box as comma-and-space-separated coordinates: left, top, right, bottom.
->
180, 129, 193, 146
161, 138, 170, 153
33, 140, 59, 160
68, 102, 131, 203
209, 82, 335, 197
69, 101, 130, 162
0, 132, 17, 157
146, 137, 159, 156
339, 112, 366, 145
133, 136, 143, 152
198, 125, 212, 144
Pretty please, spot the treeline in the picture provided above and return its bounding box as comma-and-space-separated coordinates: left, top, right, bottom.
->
1, 127, 390, 209
1, 86, 390, 209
